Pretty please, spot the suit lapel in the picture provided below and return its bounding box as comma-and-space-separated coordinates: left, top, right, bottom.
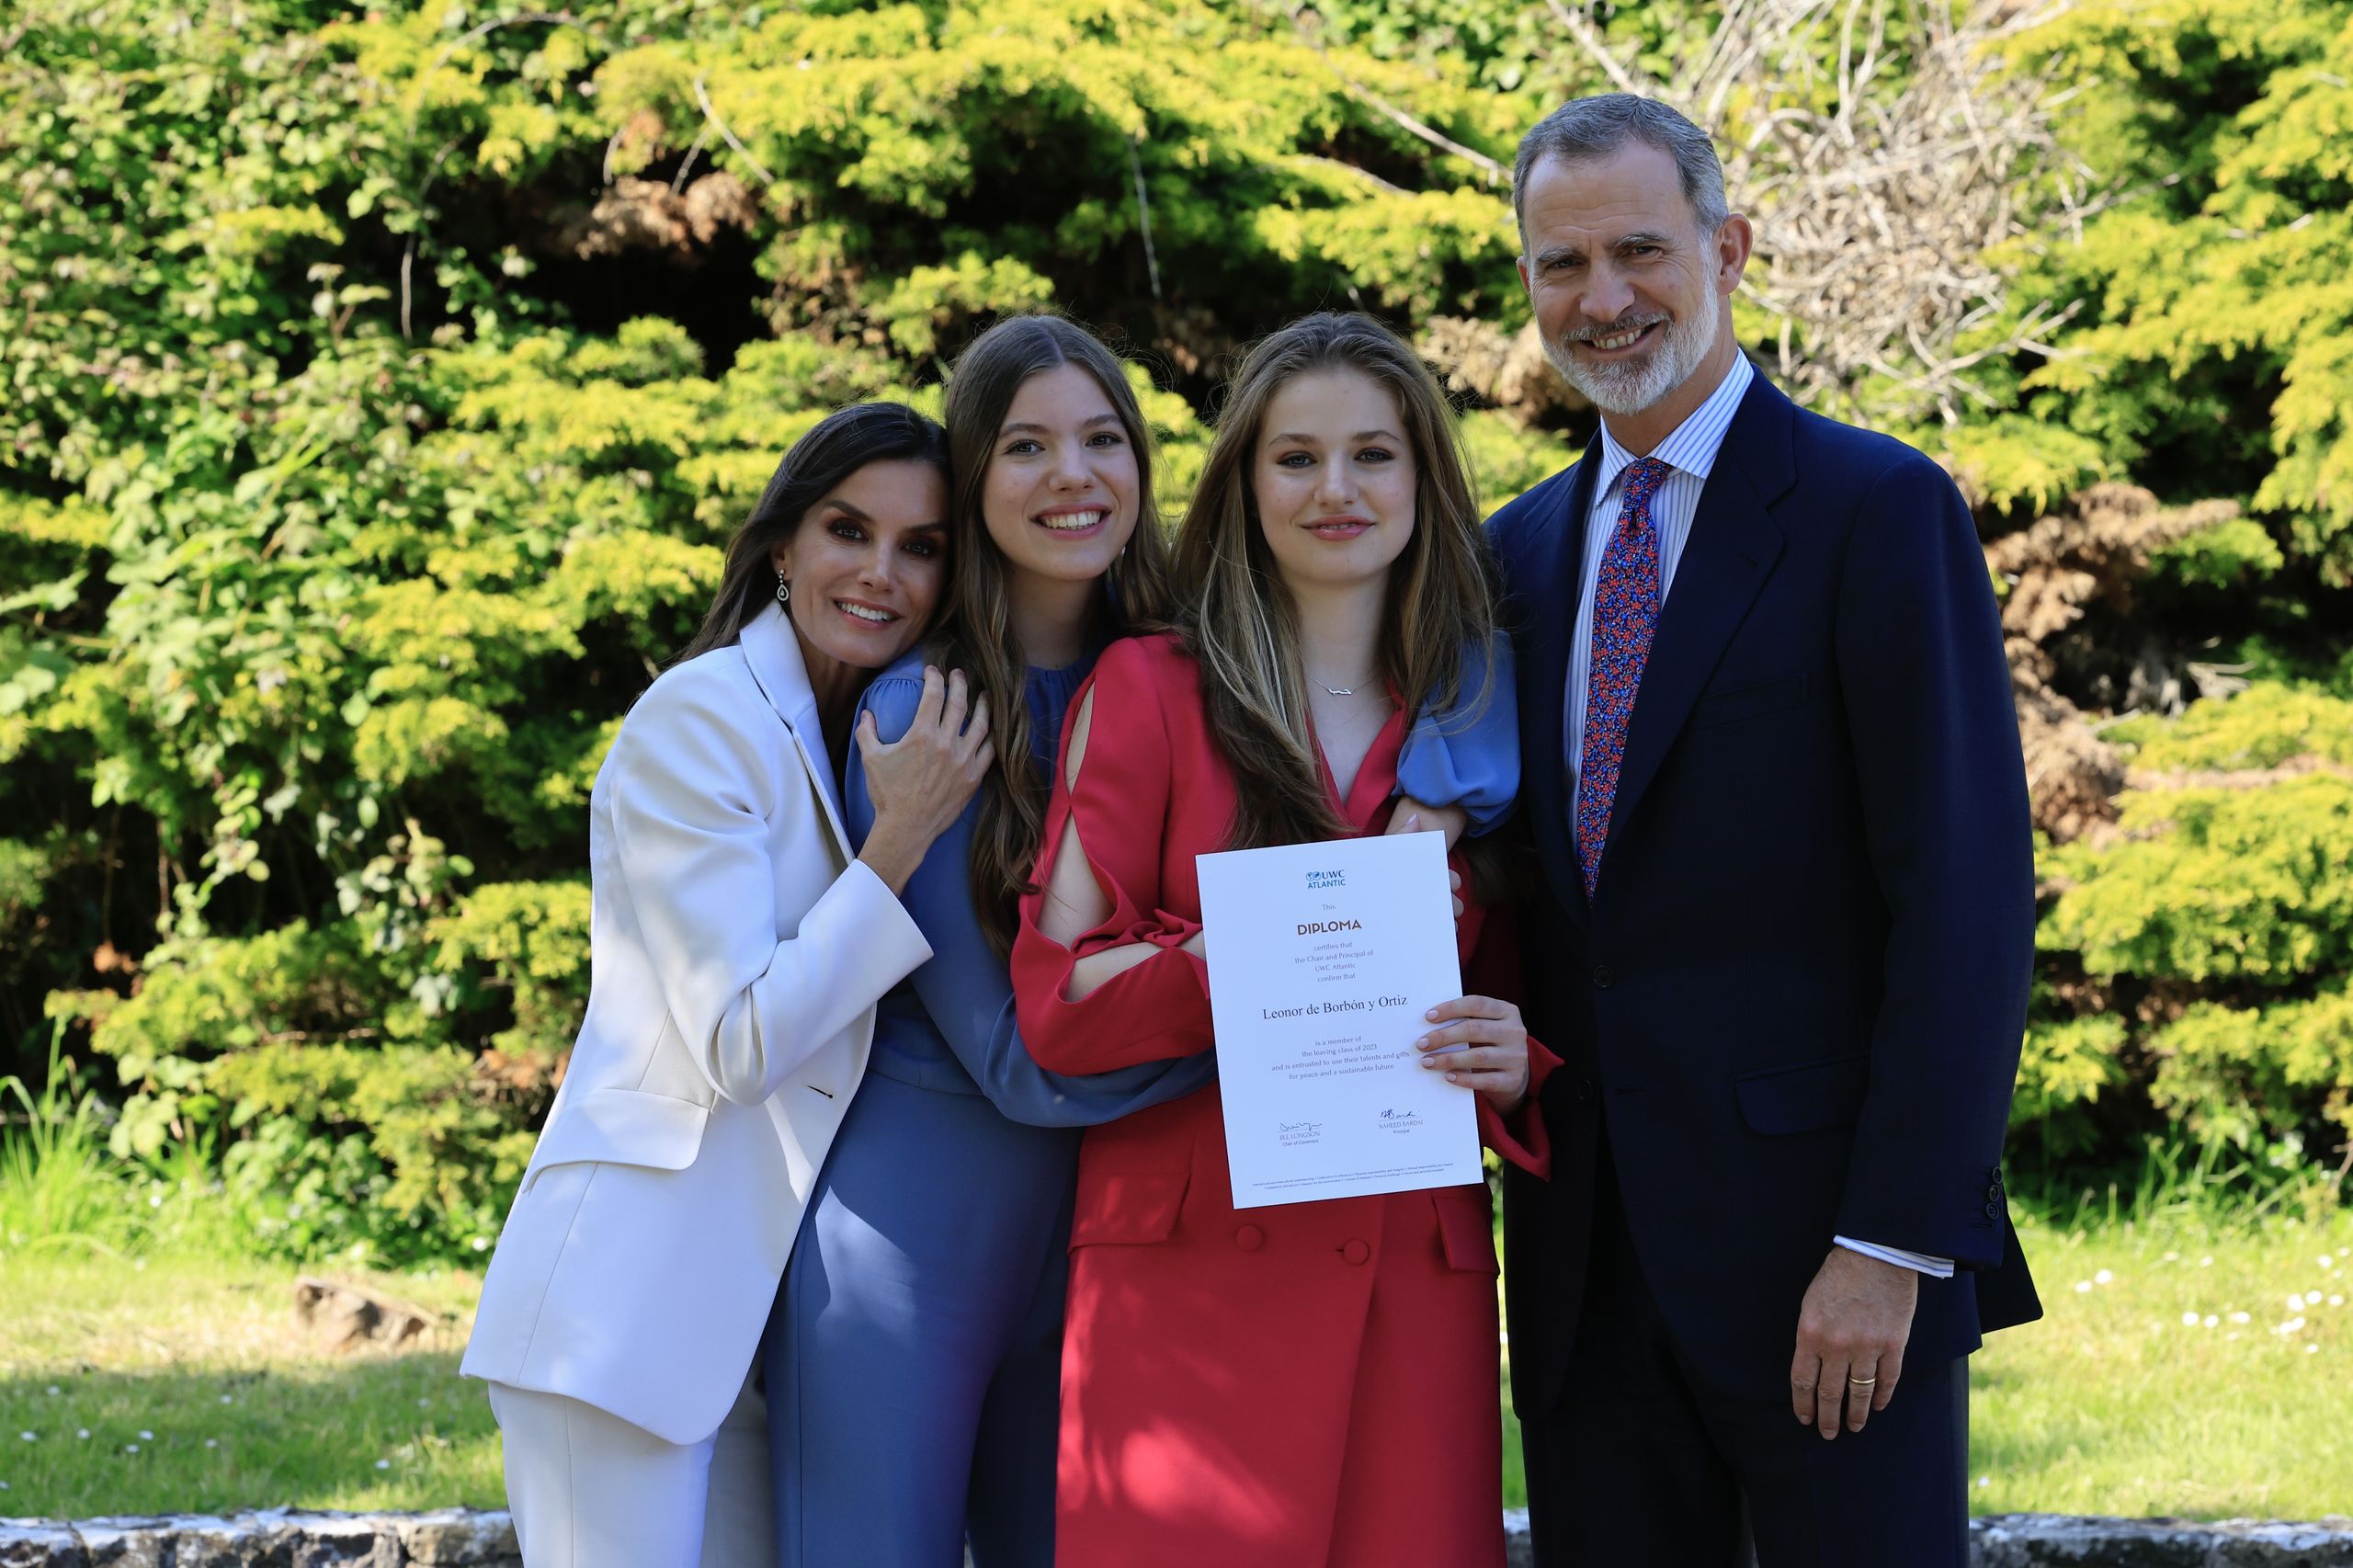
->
1604, 377, 1796, 856
1514, 443, 1601, 925
737, 606, 854, 862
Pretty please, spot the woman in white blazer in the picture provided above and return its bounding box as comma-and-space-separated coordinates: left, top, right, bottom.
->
462, 402, 994, 1568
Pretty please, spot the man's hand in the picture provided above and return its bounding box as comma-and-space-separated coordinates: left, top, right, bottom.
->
1789, 1247, 1918, 1439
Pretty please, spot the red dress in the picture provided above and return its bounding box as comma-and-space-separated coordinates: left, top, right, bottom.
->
1011, 632, 1555, 1568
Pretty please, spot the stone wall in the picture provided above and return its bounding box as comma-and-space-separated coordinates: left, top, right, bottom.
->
0, 1508, 516, 1568
1971, 1515, 2353, 1567
5, 1510, 2351, 1566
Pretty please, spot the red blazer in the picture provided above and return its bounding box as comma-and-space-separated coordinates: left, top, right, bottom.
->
1012, 632, 1553, 1568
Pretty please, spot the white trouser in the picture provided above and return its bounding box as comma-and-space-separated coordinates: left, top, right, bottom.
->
487, 1366, 772, 1568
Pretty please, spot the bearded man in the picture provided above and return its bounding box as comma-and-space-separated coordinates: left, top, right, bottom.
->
1486, 94, 2041, 1567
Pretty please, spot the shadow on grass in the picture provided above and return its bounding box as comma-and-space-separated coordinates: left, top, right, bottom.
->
0, 1357, 503, 1521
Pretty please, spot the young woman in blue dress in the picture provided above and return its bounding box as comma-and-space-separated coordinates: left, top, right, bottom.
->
760, 315, 1519, 1568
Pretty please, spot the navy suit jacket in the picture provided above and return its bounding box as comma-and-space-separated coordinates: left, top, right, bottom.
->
1494, 370, 2041, 1418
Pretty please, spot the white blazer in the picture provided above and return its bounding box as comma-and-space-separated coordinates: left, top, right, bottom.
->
461, 604, 931, 1446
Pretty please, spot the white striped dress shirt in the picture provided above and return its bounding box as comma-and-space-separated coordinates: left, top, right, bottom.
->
1560, 353, 1952, 1280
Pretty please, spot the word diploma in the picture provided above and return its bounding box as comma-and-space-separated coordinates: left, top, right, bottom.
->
1194, 830, 1482, 1209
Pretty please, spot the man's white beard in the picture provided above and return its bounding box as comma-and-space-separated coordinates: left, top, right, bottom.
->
1544, 285, 1721, 416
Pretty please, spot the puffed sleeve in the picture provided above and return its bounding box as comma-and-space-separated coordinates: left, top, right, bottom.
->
1011, 640, 1216, 1074
1395, 633, 1521, 835
608, 660, 932, 1106
849, 669, 1214, 1126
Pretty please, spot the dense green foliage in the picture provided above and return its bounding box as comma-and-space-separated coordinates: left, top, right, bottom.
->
1993, 0, 2353, 1187
3, 0, 2347, 1263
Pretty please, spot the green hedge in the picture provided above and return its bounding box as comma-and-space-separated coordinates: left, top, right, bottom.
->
3, 0, 2348, 1263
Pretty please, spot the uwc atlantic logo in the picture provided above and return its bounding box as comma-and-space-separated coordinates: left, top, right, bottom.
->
1305, 868, 1347, 892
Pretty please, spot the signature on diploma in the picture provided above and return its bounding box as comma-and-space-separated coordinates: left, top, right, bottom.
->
1279, 1121, 1323, 1136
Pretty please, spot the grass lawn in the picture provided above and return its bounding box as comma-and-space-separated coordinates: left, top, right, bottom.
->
1962, 1211, 2353, 1520
0, 1250, 501, 1518
4, 1210, 2348, 1522
1499, 1210, 2353, 1519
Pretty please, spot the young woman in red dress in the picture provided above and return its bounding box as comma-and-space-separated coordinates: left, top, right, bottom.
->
1008, 312, 1555, 1568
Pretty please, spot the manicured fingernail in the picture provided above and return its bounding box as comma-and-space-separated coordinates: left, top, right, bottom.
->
1424, 1007, 1438, 1021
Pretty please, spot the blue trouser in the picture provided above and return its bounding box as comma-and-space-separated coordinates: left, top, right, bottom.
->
763, 1069, 1078, 1568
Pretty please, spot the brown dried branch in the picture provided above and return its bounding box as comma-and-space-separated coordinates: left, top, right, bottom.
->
2015, 681, 2125, 846
1295, 153, 1411, 199
1984, 482, 2243, 842
1419, 317, 1591, 425
1986, 483, 2239, 641
1544, 0, 1644, 94
1543, 0, 2096, 422
692, 74, 778, 187
2126, 756, 2353, 793
1287, 6, 1507, 185
549, 173, 757, 262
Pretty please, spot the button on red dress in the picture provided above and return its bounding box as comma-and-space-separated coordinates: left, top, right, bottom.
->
1011, 632, 1555, 1568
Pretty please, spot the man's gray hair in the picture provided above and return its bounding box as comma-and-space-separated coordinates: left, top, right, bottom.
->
1512, 94, 1731, 250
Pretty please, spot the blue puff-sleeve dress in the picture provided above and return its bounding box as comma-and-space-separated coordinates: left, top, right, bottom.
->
762, 633, 1518, 1568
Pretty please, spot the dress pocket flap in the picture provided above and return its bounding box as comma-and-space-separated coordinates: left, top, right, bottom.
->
1733, 1052, 1871, 1136
1068, 1170, 1189, 1248
1693, 673, 1810, 730
521, 1085, 711, 1189
1432, 1188, 1500, 1276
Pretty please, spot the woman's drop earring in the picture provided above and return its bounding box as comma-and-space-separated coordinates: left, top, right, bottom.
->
776, 572, 791, 605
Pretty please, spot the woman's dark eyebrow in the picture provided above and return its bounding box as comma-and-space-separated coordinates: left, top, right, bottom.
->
819, 497, 873, 522
999, 413, 1125, 437
1267, 429, 1404, 446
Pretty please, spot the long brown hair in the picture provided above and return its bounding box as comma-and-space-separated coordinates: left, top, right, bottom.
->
677, 402, 950, 664
1174, 312, 1498, 851
934, 315, 1177, 956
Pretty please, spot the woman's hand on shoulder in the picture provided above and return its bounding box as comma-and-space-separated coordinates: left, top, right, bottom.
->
1415, 994, 1529, 1114
1387, 799, 1470, 849
855, 666, 993, 894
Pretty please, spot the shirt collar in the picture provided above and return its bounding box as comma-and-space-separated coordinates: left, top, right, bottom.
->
1592, 352, 1755, 497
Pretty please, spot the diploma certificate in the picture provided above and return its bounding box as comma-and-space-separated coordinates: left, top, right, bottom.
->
1195, 831, 1481, 1209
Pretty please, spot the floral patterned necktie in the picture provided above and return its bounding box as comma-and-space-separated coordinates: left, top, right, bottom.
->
1577, 456, 1671, 901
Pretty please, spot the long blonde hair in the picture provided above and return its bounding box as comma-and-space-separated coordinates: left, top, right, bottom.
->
934, 315, 1177, 956
1175, 312, 1498, 851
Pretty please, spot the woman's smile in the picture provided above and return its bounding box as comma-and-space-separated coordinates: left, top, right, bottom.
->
1034, 503, 1111, 537
983, 364, 1142, 589
1252, 367, 1418, 591
1303, 514, 1374, 541
830, 596, 904, 628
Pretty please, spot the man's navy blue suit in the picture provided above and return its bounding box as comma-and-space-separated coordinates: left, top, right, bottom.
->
1491, 368, 2042, 1564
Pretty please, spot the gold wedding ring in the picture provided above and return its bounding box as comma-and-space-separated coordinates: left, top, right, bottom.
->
1848, 1374, 1878, 1387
